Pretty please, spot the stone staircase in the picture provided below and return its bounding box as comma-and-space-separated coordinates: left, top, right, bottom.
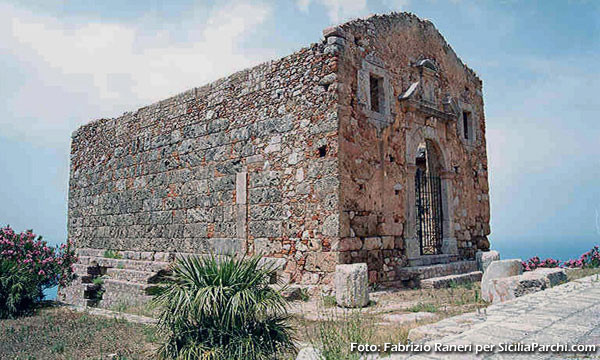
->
396, 260, 482, 289
58, 249, 172, 310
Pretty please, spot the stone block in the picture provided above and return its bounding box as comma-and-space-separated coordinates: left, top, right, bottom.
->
305, 252, 338, 272
481, 259, 522, 302
483, 269, 566, 304
254, 238, 282, 255
296, 347, 322, 360
525, 268, 567, 287
382, 236, 394, 250
383, 312, 436, 324
476, 250, 500, 272
335, 237, 362, 252
322, 26, 345, 39
335, 263, 369, 308
364, 237, 382, 250
441, 237, 458, 255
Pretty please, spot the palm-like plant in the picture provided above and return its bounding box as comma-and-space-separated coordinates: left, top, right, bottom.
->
150, 254, 295, 360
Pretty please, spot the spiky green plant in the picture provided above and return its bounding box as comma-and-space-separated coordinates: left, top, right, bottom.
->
0, 259, 42, 318
150, 254, 295, 360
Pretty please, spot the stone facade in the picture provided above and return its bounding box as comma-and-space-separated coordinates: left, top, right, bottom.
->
61, 12, 491, 306
334, 14, 490, 284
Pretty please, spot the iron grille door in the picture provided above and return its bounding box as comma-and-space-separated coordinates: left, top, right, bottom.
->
415, 169, 443, 255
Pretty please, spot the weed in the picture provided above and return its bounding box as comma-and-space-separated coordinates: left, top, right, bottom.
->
103, 250, 123, 259
51, 341, 66, 354
112, 302, 128, 313
298, 288, 310, 302
407, 302, 438, 313
321, 295, 337, 308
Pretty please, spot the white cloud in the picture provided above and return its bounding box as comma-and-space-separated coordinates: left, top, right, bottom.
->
296, 0, 367, 23
0, 1, 275, 145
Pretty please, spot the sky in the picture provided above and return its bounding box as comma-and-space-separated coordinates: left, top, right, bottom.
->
0, 0, 599, 261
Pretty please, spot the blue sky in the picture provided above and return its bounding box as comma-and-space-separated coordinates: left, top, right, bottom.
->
0, 0, 598, 261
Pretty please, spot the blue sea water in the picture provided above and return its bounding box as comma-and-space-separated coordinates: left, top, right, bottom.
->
45, 286, 58, 300
491, 235, 599, 263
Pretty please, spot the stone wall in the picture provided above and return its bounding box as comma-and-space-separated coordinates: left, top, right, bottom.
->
68, 42, 341, 285
333, 13, 491, 284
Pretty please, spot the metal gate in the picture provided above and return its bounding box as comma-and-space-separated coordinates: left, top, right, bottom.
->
415, 168, 443, 255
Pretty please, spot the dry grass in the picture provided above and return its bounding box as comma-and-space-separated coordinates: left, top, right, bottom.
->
295, 310, 410, 360
0, 304, 159, 360
290, 281, 487, 358
109, 302, 160, 319
566, 268, 600, 282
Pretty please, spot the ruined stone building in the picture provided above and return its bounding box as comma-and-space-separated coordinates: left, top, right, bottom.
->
60, 12, 491, 307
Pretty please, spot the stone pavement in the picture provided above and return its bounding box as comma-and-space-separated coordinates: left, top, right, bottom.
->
383, 274, 600, 359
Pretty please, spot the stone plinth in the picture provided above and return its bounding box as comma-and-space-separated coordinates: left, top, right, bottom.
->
335, 263, 369, 308
476, 250, 500, 273
482, 267, 567, 304
481, 259, 522, 302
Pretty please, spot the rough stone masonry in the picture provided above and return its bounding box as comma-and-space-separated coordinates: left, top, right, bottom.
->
60, 12, 491, 307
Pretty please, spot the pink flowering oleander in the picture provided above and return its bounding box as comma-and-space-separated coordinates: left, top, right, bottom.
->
0, 225, 77, 288
524, 246, 600, 271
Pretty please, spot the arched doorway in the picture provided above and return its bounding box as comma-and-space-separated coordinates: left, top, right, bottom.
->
415, 141, 444, 255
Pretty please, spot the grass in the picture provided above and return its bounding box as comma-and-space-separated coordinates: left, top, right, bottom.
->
0, 304, 159, 359
110, 302, 160, 319
301, 310, 409, 360
289, 280, 487, 359
103, 250, 123, 259
321, 295, 337, 308
407, 302, 438, 313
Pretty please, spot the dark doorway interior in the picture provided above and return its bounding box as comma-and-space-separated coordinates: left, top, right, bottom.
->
415, 142, 444, 255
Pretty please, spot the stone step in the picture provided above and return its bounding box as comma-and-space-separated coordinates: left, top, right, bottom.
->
420, 271, 483, 289
103, 278, 157, 294
100, 279, 157, 309
396, 261, 478, 282
76, 248, 174, 262
73, 263, 101, 276
78, 256, 171, 272
408, 254, 459, 267
105, 268, 167, 283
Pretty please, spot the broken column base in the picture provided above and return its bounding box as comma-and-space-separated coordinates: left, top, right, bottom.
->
335, 263, 369, 308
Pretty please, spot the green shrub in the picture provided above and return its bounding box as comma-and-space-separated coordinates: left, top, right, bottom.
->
150, 255, 295, 360
0, 260, 41, 318
0, 225, 77, 318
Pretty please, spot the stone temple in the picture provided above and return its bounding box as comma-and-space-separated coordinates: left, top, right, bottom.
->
60, 12, 491, 307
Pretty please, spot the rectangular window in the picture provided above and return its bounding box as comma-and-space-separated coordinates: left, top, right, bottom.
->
462, 111, 470, 140
369, 74, 382, 113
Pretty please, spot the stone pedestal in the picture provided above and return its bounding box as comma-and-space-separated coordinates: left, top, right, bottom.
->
481, 259, 523, 302
335, 263, 369, 308
476, 250, 500, 273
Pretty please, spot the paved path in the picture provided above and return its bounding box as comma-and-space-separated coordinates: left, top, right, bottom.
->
385, 275, 600, 359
